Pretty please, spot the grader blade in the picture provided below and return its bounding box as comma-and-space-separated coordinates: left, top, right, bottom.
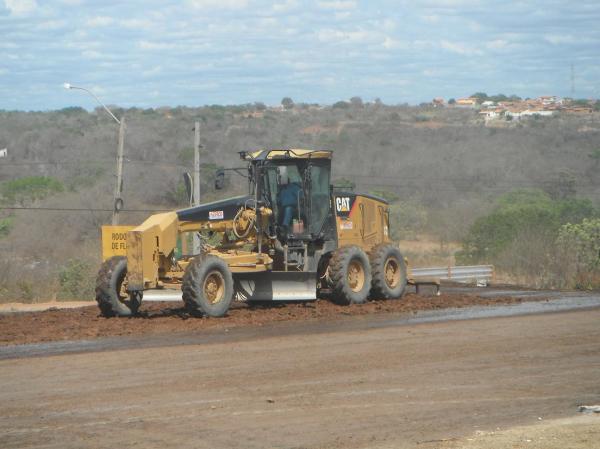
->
234, 272, 317, 301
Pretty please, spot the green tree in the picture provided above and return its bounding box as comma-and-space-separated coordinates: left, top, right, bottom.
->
556, 218, 600, 289
458, 189, 596, 263
448, 98, 456, 105
0, 216, 12, 238
350, 96, 364, 108
572, 98, 590, 106
0, 176, 63, 204
471, 92, 488, 104
281, 97, 294, 110
588, 149, 600, 169
333, 178, 355, 190
332, 101, 350, 109
369, 189, 398, 203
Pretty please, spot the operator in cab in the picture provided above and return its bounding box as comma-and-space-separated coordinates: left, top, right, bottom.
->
277, 165, 302, 229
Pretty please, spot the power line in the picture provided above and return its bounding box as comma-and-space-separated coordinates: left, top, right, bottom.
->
0, 159, 190, 168
0, 206, 171, 212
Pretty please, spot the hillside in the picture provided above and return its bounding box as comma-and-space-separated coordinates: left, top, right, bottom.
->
1, 103, 599, 300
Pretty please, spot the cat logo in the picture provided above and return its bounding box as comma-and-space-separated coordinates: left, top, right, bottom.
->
335, 197, 351, 213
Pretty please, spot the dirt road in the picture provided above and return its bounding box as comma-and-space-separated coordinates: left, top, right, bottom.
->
1, 307, 599, 448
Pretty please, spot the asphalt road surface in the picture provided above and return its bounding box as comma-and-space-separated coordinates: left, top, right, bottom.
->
1, 294, 599, 449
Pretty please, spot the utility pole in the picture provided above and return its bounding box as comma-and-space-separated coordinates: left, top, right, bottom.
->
571, 63, 575, 97
194, 121, 201, 206
193, 121, 201, 254
112, 117, 125, 225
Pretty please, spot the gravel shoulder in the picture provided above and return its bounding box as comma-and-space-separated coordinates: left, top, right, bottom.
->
436, 415, 600, 449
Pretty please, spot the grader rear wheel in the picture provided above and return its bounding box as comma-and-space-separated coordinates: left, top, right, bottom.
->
369, 244, 407, 299
182, 254, 234, 317
95, 256, 142, 317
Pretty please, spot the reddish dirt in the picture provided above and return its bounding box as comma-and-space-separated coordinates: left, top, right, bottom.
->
0, 292, 544, 346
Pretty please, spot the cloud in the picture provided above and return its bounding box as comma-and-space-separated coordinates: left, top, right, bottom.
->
317, 1, 357, 10
120, 18, 154, 30
486, 39, 508, 50
1, 0, 600, 109
187, 0, 248, 9
86, 16, 114, 27
544, 34, 578, 45
4, 0, 37, 15
272, 0, 298, 12
440, 40, 482, 55
39, 19, 66, 30
142, 66, 163, 77
382, 37, 406, 50
317, 28, 375, 44
138, 41, 176, 50
421, 14, 440, 23
81, 50, 103, 59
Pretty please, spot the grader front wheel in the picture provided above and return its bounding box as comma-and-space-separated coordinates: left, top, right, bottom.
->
329, 246, 372, 305
182, 254, 234, 317
95, 256, 143, 317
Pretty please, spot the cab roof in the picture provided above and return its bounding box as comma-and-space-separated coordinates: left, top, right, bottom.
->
242, 148, 332, 161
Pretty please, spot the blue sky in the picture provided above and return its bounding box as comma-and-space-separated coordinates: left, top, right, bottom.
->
1, 0, 599, 110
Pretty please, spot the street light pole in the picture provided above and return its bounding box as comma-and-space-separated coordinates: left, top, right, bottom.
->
64, 83, 125, 225
113, 118, 125, 225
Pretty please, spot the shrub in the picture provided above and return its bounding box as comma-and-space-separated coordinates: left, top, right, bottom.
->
58, 259, 95, 300
458, 189, 596, 264
556, 218, 600, 289
333, 178, 356, 191
1, 176, 63, 204
389, 200, 428, 240
0, 216, 12, 238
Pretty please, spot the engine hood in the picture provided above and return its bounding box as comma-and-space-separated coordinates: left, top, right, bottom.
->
176, 195, 253, 223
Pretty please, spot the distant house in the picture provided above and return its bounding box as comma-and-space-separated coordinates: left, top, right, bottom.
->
0, 148, 6, 158
521, 109, 554, 117
505, 109, 555, 120
456, 97, 477, 107
565, 106, 593, 114
479, 109, 502, 120
538, 95, 561, 106
505, 109, 523, 119
481, 100, 496, 108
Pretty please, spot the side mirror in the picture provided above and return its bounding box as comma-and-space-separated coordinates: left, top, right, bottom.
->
215, 169, 225, 190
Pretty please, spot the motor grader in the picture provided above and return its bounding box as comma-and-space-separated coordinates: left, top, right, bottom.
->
96, 149, 408, 317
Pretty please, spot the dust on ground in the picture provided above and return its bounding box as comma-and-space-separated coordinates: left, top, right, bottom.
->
0, 292, 546, 346
435, 415, 600, 449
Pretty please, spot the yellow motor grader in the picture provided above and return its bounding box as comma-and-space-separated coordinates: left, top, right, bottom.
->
96, 149, 408, 317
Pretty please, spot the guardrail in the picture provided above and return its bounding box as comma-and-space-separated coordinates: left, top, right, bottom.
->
411, 265, 494, 285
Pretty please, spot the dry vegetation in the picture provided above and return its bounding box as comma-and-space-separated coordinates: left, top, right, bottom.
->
1, 102, 599, 301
